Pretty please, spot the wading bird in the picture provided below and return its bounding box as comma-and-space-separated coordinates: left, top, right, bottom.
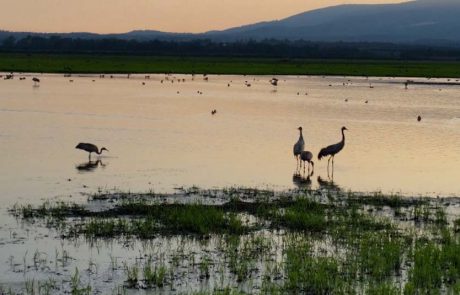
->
300, 150, 314, 174
32, 77, 40, 86
318, 127, 348, 170
293, 127, 305, 170
75, 143, 108, 159
270, 78, 278, 86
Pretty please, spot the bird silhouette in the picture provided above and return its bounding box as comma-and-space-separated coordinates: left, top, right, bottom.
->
300, 150, 314, 174
293, 127, 305, 171
318, 127, 348, 172
75, 143, 108, 160
32, 77, 40, 86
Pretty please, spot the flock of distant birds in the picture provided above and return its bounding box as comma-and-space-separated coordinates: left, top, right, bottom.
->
3, 73, 427, 178
3, 72, 425, 123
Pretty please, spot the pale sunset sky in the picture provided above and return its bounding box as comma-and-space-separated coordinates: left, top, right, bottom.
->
1, 0, 409, 33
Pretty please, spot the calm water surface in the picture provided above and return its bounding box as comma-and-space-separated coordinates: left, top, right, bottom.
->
1, 73, 460, 206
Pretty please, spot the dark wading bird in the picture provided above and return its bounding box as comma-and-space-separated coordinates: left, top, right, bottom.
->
32, 77, 40, 86
318, 127, 348, 171
75, 143, 108, 159
300, 150, 314, 174
293, 127, 305, 170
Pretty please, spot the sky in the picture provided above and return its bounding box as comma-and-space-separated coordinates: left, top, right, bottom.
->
1, 0, 410, 34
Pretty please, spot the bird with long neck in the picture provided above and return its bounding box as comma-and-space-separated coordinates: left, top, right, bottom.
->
293, 127, 305, 171
318, 126, 348, 170
75, 143, 108, 160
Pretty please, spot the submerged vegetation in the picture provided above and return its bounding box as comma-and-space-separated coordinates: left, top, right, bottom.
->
6, 187, 460, 294
2, 53, 460, 77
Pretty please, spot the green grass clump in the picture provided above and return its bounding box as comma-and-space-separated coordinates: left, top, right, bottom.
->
405, 241, 443, 293
284, 240, 344, 293
271, 198, 327, 232
357, 232, 405, 282
367, 282, 400, 295
80, 204, 246, 237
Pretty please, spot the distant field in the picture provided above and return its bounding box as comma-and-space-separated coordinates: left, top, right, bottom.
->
1, 53, 460, 77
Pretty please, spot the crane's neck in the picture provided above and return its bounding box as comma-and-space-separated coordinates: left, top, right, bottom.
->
299, 130, 303, 140
96, 148, 103, 155
341, 129, 346, 144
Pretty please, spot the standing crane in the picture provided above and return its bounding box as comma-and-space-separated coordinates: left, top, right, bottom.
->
75, 143, 108, 160
318, 127, 348, 170
293, 127, 305, 170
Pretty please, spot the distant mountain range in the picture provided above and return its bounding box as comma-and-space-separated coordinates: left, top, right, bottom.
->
2, 0, 460, 46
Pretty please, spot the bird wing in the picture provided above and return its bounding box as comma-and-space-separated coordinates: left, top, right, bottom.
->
318, 142, 342, 159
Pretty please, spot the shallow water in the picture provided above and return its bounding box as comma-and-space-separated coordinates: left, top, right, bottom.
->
1, 73, 460, 210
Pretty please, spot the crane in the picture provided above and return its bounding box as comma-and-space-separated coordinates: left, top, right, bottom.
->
318, 127, 348, 170
293, 127, 305, 170
75, 143, 108, 160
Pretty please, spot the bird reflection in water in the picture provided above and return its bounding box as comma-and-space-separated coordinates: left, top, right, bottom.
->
292, 170, 314, 190
76, 159, 106, 173
317, 175, 342, 192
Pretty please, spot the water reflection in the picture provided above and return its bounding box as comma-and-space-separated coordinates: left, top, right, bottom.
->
317, 175, 342, 192
292, 170, 314, 189
76, 160, 106, 173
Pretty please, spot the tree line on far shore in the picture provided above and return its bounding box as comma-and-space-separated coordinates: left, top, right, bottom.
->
2, 35, 460, 60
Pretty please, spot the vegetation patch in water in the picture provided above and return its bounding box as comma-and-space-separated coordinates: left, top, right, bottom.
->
7, 187, 460, 294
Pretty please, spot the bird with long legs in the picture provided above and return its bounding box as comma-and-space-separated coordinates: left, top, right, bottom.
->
293, 127, 305, 172
300, 150, 314, 175
75, 143, 108, 160
32, 77, 40, 87
318, 127, 348, 174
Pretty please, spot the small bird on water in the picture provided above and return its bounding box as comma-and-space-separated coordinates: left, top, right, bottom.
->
75, 143, 108, 159
417, 115, 422, 122
32, 77, 40, 86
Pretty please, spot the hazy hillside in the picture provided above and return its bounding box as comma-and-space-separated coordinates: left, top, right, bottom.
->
2, 0, 460, 45
208, 0, 460, 44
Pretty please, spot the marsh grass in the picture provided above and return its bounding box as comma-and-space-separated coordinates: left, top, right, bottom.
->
9, 187, 460, 293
